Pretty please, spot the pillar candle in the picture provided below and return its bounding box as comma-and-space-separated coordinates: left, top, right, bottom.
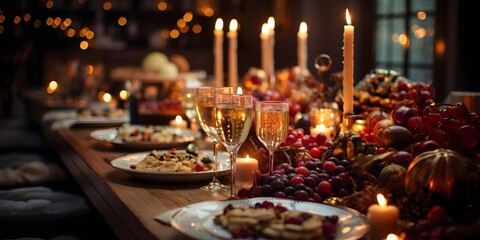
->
297, 21, 308, 72
367, 193, 399, 240
227, 19, 238, 90
236, 155, 258, 189
267, 17, 275, 89
260, 23, 270, 75
214, 18, 224, 88
343, 9, 354, 115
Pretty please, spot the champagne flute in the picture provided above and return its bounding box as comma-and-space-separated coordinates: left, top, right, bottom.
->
255, 101, 289, 174
214, 94, 253, 199
196, 87, 233, 192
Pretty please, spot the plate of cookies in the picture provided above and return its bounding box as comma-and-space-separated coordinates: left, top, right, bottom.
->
110, 148, 230, 182
171, 197, 368, 240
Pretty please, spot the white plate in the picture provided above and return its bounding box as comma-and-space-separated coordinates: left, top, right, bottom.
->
90, 126, 200, 150
171, 197, 369, 240
43, 109, 129, 128
110, 150, 230, 182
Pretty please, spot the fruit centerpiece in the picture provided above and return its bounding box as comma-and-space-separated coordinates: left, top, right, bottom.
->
238, 66, 480, 239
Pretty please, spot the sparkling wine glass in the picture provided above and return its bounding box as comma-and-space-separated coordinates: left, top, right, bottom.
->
180, 88, 198, 131
214, 94, 253, 198
255, 101, 289, 174
195, 87, 233, 192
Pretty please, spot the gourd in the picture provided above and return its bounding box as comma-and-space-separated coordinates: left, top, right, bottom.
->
404, 148, 478, 201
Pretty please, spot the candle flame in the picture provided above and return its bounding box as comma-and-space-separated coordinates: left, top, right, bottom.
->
102, 92, 112, 103
119, 90, 129, 100
229, 19, 238, 31
175, 115, 183, 124
267, 16, 275, 30
236, 87, 243, 94
246, 155, 250, 160
215, 18, 223, 30
261, 23, 269, 35
346, 9, 352, 25
386, 234, 399, 240
299, 21, 307, 33
47, 80, 58, 94
377, 193, 388, 207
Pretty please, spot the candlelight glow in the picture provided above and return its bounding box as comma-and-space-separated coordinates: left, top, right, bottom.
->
267, 16, 275, 30
229, 19, 238, 32
346, 9, 352, 25
237, 87, 243, 94
103, 93, 112, 103
119, 90, 129, 100
47, 80, 58, 94
386, 234, 399, 240
261, 23, 269, 35
377, 193, 388, 207
299, 21, 307, 33
175, 115, 183, 124
215, 18, 223, 30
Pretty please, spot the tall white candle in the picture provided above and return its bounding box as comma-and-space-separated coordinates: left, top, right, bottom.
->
267, 17, 275, 89
367, 194, 399, 240
228, 19, 238, 90
214, 18, 224, 88
343, 9, 354, 115
297, 21, 308, 72
260, 23, 270, 75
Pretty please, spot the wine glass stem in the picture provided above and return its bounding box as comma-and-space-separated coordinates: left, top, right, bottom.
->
212, 140, 219, 181
268, 149, 275, 175
229, 150, 238, 198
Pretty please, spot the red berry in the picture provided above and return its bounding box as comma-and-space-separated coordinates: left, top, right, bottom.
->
195, 164, 204, 172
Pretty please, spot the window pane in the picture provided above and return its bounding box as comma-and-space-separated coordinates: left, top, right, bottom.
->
408, 67, 433, 83
391, 18, 406, 64
411, 0, 436, 12
375, 19, 390, 63
392, 0, 406, 14
377, 0, 406, 15
409, 16, 435, 64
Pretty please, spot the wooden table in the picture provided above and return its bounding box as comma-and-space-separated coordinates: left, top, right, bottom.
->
42, 126, 232, 240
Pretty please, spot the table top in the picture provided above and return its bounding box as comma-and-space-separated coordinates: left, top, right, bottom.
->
42, 126, 232, 240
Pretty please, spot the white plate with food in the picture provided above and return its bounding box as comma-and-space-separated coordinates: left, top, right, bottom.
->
171, 197, 368, 240
110, 149, 230, 182
90, 125, 200, 150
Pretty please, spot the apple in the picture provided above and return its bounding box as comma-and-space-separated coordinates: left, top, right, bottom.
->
367, 109, 390, 132
391, 105, 416, 125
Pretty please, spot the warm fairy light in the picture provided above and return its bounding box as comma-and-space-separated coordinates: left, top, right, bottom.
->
80, 41, 89, 50
237, 87, 243, 94
192, 24, 202, 33
86, 30, 94, 39
47, 81, 58, 94
119, 90, 129, 100
229, 19, 238, 32
14, 16, 21, 24
180, 25, 189, 33
46, 0, 54, 9
377, 193, 388, 207
299, 21, 307, 33
261, 23, 269, 35
103, 1, 112, 11
170, 29, 180, 38
157, 1, 167, 11
46, 17, 53, 26
417, 11, 426, 20
79, 27, 89, 37
66, 28, 75, 37
118, 17, 127, 26
85, 65, 94, 74
54, 17, 62, 27
346, 9, 352, 25
177, 19, 186, 28
215, 18, 223, 30
202, 7, 214, 17
103, 93, 112, 103
63, 18, 72, 27
267, 17, 275, 30
34, 19, 41, 28
175, 115, 183, 124
183, 12, 193, 22
398, 33, 409, 48
23, 13, 31, 22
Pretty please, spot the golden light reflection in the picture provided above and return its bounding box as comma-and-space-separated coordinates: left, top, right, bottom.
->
103, 1, 112, 11
86, 30, 94, 39
175, 115, 183, 124
398, 33, 409, 48
268, 16, 275, 30
86, 65, 94, 74
177, 19, 186, 28
417, 11, 426, 20
414, 28, 426, 39
80, 27, 89, 37
63, 18, 72, 27
66, 28, 75, 37
202, 7, 214, 17
386, 233, 400, 240
80, 41, 89, 50
118, 17, 127, 26
119, 90, 129, 100
46, 17, 53, 26
183, 12, 193, 22
299, 21, 307, 33
229, 19, 238, 32
14, 16, 21, 24
158, 1, 167, 11
46, 0, 54, 9
103, 93, 112, 103
192, 24, 202, 33
170, 29, 180, 38
237, 87, 243, 94
54, 17, 62, 26
23, 13, 31, 22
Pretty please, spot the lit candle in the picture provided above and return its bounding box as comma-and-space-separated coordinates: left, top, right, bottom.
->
310, 124, 332, 138
169, 115, 187, 128
297, 21, 308, 72
236, 155, 259, 189
47, 80, 58, 94
367, 193, 399, 240
343, 9, 354, 115
228, 19, 238, 91
267, 16, 275, 89
260, 23, 270, 74
214, 18, 224, 88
